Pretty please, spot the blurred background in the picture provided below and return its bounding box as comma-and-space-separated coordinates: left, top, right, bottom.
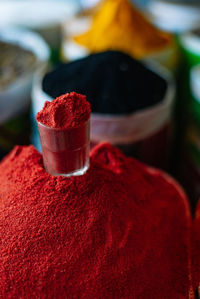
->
1, 0, 200, 211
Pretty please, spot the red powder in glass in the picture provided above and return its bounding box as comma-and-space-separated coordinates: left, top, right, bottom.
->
36, 92, 91, 175
36, 92, 91, 129
0, 143, 192, 298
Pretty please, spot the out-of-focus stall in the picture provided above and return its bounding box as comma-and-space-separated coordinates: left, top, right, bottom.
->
0, 0, 79, 158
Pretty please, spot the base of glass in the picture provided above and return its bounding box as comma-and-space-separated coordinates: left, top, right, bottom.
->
46, 163, 89, 177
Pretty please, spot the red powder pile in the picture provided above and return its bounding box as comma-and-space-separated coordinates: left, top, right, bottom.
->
0, 143, 192, 298
192, 202, 200, 294
36, 92, 91, 128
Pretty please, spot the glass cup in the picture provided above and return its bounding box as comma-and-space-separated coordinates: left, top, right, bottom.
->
37, 120, 90, 177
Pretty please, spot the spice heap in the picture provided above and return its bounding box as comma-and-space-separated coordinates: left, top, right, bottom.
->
43, 51, 167, 114
37, 92, 91, 128
192, 201, 200, 293
0, 142, 192, 297
73, 0, 172, 59
37, 92, 91, 176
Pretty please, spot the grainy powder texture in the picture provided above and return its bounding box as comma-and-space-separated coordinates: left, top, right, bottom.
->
192, 202, 200, 292
36, 92, 91, 128
0, 143, 192, 298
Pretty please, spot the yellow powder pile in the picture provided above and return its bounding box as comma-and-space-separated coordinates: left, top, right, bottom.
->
74, 0, 172, 59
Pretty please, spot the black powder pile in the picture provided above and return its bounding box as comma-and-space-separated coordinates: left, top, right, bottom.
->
42, 51, 167, 115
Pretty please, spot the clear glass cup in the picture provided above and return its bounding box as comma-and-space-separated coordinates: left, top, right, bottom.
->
37, 120, 90, 177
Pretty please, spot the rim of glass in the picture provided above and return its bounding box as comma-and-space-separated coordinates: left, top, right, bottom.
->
37, 119, 90, 131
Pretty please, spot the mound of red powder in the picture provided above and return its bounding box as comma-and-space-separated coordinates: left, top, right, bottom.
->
192, 202, 200, 294
0, 143, 192, 298
36, 92, 91, 128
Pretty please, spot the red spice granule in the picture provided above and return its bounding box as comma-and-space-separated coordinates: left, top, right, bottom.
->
36, 92, 91, 128
0, 143, 192, 298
